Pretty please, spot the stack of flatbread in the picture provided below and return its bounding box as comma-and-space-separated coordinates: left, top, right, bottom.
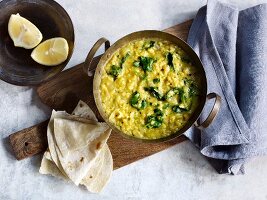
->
39, 100, 113, 193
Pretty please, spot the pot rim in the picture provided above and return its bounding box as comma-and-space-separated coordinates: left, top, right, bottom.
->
93, 30, 208, 143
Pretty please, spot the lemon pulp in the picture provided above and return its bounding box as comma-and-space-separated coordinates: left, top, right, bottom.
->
8, 13, 42, 49
31, 37, 69, 66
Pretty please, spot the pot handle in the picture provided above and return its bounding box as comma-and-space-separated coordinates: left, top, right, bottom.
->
194, 92, 221, 130
83, 37, 110, 76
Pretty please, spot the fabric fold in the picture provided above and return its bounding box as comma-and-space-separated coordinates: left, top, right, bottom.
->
184, 0, 267, 174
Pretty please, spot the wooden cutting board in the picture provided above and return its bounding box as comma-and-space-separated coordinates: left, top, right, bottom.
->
9, 20, 192, 169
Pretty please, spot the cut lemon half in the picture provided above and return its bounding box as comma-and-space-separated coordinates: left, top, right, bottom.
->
8, 13, 43, 49
31, 37, 69, 66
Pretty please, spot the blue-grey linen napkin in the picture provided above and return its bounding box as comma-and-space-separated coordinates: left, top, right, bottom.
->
184, 0, 267, 174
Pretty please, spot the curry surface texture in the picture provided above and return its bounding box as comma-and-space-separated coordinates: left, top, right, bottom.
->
100, 39, 201, 139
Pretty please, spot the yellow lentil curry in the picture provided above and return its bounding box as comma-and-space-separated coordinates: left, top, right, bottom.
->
100, 39, 201, 139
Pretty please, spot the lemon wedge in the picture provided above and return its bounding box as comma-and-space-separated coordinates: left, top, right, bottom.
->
8, 13, 42, 49
31, 37, 69, 66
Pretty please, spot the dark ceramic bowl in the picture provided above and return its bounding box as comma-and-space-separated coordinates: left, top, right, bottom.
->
0, 0, 74, 86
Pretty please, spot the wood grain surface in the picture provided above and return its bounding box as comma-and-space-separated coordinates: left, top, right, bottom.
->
9, 120, 49, 160
9, 20, 192, 169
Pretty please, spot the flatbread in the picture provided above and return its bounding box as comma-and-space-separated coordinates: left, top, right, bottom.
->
72, 100, 98, 121
39, 151, 69, 181
81, 144, 113, 193
39, 145, 106, 184
54, 118, 109, 155
55, 127, 111, 185
39, 100, 113, 191
39, 145, 112, 194
46, 110, 70, 177
41, 100, 100, 178
47, 110, 107, 174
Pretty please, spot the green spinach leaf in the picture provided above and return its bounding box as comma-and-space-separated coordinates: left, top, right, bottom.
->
108, 52, 130, 79
172, 105, 188, 113
143, 41, 155, 49
140, 100, 147, 110
163, 87, 181, 100
144, 87, 164, 100
167, 52, 174, 70
133, 56, 154, 72
184, 78, 199, 97
130, 91, 147, 110
153, 78, 160, 84
133, 61, 140, 67
140, 56, 154, 72
121, 52, 130, 66
108, 65, 122, 79
163, 103, 170, 109
141, 73, 148, 80
154, 108, 163, 116
145, 108, 164, 128
130, 91, 140, 105
178, 87, 192, 110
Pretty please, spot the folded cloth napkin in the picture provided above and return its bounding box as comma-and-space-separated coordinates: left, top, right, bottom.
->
184, 0, 267, 174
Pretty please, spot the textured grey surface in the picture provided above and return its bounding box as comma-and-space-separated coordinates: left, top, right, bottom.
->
1, 0, 267, 199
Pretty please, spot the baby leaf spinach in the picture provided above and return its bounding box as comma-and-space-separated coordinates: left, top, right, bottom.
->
145, 108, 164, 128
153, 78, 160, 84
143, 41, 155, 49
121, 52, 130, 66
178, 87, 192, 110
167, 52, 174, 70
184, 78, 199, 97
189, 84, 199, 96
133, 61, 140, 67
130, 91, 140, 105
140, 100, 147, 110
163, 87, 181, 100
133, 56, 154, 72
141, 73, 148, 80
144, 87, 164, 100
108, 52, 130, 79
154, 108, 163, 116
163, 103, 170, 109
140, 56, 154, 72
179, 89, 186, 103
108, 65, 122, 79
172, 105, 188, 113
130, 91, 147, 110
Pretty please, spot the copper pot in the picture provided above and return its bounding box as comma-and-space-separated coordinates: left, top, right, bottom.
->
84, 30, 221, 142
